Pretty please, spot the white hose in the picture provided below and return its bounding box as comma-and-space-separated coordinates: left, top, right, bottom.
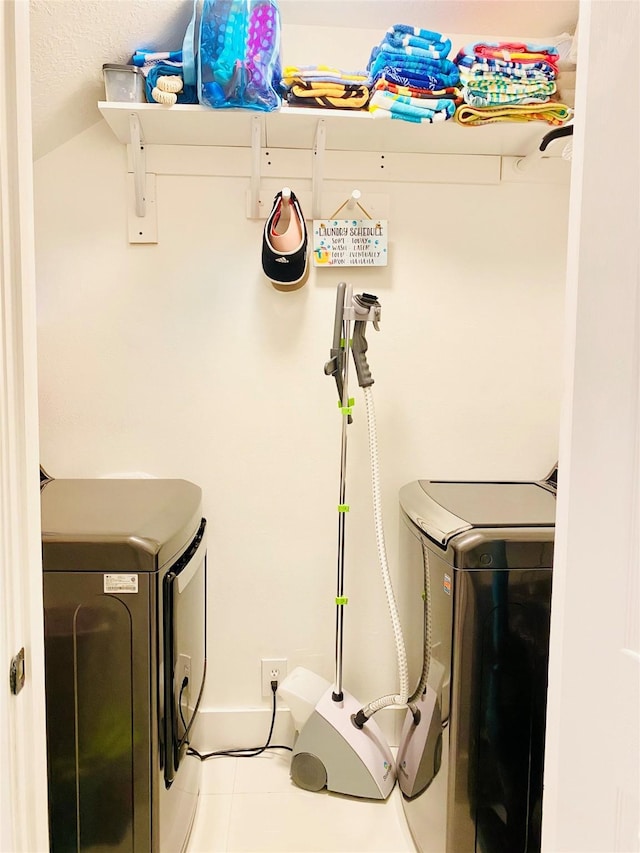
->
407, 542, 432, 705
360, 385, 410, 716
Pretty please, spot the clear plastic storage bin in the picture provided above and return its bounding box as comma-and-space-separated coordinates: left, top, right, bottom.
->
102, 64, 146, 102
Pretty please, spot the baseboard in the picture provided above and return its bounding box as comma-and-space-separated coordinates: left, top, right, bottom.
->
192, 704, 407, 753
191, 706, 296, 754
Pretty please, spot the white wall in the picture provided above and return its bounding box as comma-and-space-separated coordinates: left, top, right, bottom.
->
542, 1, 640, 850
33, 24, 570, 745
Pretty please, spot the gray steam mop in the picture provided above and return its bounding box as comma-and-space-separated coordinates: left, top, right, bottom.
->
278, 282, 396, 799
321, 287, 443, 801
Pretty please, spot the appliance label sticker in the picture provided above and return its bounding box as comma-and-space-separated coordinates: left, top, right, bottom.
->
443, 574, 452, 596
104, 574, 138, 594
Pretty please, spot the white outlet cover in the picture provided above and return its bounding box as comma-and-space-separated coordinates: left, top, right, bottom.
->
261, 658, 288, 697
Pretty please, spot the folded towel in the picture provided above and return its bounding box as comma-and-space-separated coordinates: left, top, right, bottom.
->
368, 59, 460, 92
454, 101, 572, 126
458, 67, 557, 89
462, 76, 557, 104
287, 81, 370, 109
385, 24, 452, 59
458, 41, 560, 66
464, 91, 556, 107
282, 65, 369, 86
459, 60, 557, 84
369, 50, 459, 81
375, 40, 450, 63
455, 47, 557, 84
369, 90, 455, 122
374, 78, 463, 105
464, 92, 557, 107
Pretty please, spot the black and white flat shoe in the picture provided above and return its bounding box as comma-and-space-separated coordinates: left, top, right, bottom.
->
262, 189, 309, 291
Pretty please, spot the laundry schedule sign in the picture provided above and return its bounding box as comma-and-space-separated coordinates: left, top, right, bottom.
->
312, 219, 388, 267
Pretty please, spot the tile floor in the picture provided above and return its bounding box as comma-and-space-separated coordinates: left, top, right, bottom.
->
186, 750, 417, 852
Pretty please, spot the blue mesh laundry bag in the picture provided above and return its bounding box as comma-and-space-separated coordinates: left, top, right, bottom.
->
187, 0, 282, 111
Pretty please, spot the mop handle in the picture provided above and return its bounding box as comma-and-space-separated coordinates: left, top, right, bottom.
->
324, 282, 352, 423
325, 283, 351, 701
351, 293, 380, 389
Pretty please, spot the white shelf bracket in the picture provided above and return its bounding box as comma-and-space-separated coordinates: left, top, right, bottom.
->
129, 113, 146, 218
312, 119, 326, 219
126, 112, 157, 243
249, 115, 262, 219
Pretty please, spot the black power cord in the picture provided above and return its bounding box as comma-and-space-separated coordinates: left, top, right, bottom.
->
185, 679, 293, 761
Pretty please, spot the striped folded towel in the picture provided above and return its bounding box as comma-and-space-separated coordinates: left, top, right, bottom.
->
463, 78, 557, 106
455, 42, 559, 78
368, 52, 459, 88
454, 101, 572, 126
458, 66, 557, 88
384, 24, 452, 59
374, 78, 463, 106
286, 81, 370, 109
458, 41, 560, 66
281, 65, 369, 86
369, 90, 456, 123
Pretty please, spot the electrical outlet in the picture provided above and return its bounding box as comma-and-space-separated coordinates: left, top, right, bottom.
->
261, 658, 287, 697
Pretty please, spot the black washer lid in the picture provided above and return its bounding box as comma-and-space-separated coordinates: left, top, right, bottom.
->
41, 478, 202, 572
400, 480, 556, 550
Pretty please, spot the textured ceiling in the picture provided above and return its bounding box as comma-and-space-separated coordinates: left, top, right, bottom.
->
29, 0, 579, 160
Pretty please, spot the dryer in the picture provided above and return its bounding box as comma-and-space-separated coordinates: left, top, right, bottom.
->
41, 477, 207, 852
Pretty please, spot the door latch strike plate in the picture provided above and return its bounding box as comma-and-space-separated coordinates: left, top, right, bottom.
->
10, 648, 25, 695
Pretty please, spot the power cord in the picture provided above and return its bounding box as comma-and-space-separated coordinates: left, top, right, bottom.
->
177, 677, 198, 750
186, 679, 293, 761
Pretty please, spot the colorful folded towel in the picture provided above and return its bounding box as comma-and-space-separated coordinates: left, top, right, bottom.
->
368, 51, 460, 88
384, 24, 452, 59
464, 91, 556, 107
281, 65, 369, 86
463, 78, 557, 106
371, 64, 460, 93
287, 81, 370, 109
455, 39, 560, 110
374, 78, 463, 106
458, 66, 557, 89
455, 42, 558, 82
369, 90, 455, 123
458, 58, 557, 82
375, 40, 449, 63
454, 101, 572, 126
458, 41, 560, 66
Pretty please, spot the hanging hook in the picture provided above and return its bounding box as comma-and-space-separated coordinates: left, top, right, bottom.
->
514, 124, 574, 173
347, 190, 361, 211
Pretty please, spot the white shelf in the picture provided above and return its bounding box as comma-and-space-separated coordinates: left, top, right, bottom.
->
99, 100, 570, 243
98, 101, 560, 159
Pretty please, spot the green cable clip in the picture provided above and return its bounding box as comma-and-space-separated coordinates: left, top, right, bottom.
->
337, 398, 355, 416
335, 596, 349, 606
338, 504, 350, 512
421, 590, 427, 601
